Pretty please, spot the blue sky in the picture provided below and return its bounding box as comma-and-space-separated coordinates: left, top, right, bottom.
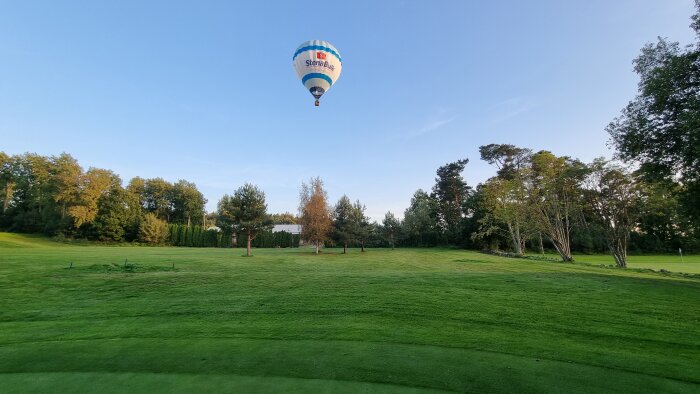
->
0, 1, 695, 221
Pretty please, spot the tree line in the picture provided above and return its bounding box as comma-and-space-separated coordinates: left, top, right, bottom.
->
0, 152, 207, 241
2, 144, 694, 266
390, 149, 699, 266
283, 141, 698, 267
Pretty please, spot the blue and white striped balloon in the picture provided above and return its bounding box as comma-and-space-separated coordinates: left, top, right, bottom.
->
293, 40, 342, 106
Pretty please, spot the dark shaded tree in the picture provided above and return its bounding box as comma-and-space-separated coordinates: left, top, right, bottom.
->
143, 178, 173, 221
635, 178, 689, 251
4, 154, 56, 233
352, 199, 371, 252
479, 144, 532, 180
382, 211, 400, 250
332, 195, 355, 253
90, 175, 142, 242
402, 189, 440, 246
608, 3, 700, 231
217, 183, 272, 257
171, 180, 206, 226
0, 152, 13, 215
49, 153, 82, 228
431, 159, 470, 244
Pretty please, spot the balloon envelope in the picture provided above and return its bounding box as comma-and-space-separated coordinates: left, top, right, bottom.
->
293, 40, 342, 104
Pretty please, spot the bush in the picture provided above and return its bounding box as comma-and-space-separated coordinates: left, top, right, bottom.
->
139, 213, 169, 245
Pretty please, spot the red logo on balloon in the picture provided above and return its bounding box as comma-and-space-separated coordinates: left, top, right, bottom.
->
316, 52, 327, 60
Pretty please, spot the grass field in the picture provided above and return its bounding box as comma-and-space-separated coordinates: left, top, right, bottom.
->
573, 254, 700, 274
1, 233, 699, 393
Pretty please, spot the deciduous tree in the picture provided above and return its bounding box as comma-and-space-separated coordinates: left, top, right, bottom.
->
608, 3, 700, 230
66, 168, 115, 229
476, 175, 535, 255
583, 159, 642, 267
0, 152, 14, 215
143, 178, 173, 221
139, 213, 169, 244
92, 178, 139, 242
171, 180, 206, 226
530, 151, 587, 262
476, 145, 535, 255
403, 189, 439, 246
270, 212, 298, 224
299, 177, 332, 254
50, 153, 82, 224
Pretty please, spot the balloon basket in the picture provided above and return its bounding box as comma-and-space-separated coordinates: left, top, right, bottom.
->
314, 100, 320, 107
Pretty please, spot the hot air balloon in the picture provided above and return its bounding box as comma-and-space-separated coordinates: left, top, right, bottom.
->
293, 40, 342, 106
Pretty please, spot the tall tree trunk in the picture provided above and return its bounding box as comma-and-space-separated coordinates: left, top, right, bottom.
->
343, 241, 347, 254
610, 243, 627, 268
315, 241, 320, 254
187, 215, 191, 228
507, 222, 523, 255
544, 216, 573, 261
551, 237, 573, 262
561, 237, 572, 262
2, 182, 12, 213
538, 204, 573, 261
538, 232, 545, 255
361, 239, 365, 252
247, 231, 252, 257
608, 229, 628, 268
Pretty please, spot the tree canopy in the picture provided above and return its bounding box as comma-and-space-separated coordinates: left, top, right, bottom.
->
299, 177, 332, 254
608, 1, 700, 228
217, 183, 272, 256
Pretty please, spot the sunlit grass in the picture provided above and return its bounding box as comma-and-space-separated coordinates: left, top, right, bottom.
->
1, 233, 698, 392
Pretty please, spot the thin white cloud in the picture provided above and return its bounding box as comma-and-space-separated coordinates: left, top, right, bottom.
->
406, 113, 458, 139
485, 97, 536, 124
420, 116, 457, 134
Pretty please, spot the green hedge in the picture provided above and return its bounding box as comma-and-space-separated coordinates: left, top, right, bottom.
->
167, 224, 233, 248
167, 225, 298, 248
248, 230, 300, 248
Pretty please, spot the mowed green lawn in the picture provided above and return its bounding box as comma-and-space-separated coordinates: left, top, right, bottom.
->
574, 254, 700, 274
0, 233, 699, 393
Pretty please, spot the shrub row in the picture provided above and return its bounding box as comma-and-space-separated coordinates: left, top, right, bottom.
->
167, 224, 298, 248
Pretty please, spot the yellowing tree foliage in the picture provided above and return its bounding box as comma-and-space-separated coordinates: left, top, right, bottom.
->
139, 213, 169, 244
299, 177, 331, 254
